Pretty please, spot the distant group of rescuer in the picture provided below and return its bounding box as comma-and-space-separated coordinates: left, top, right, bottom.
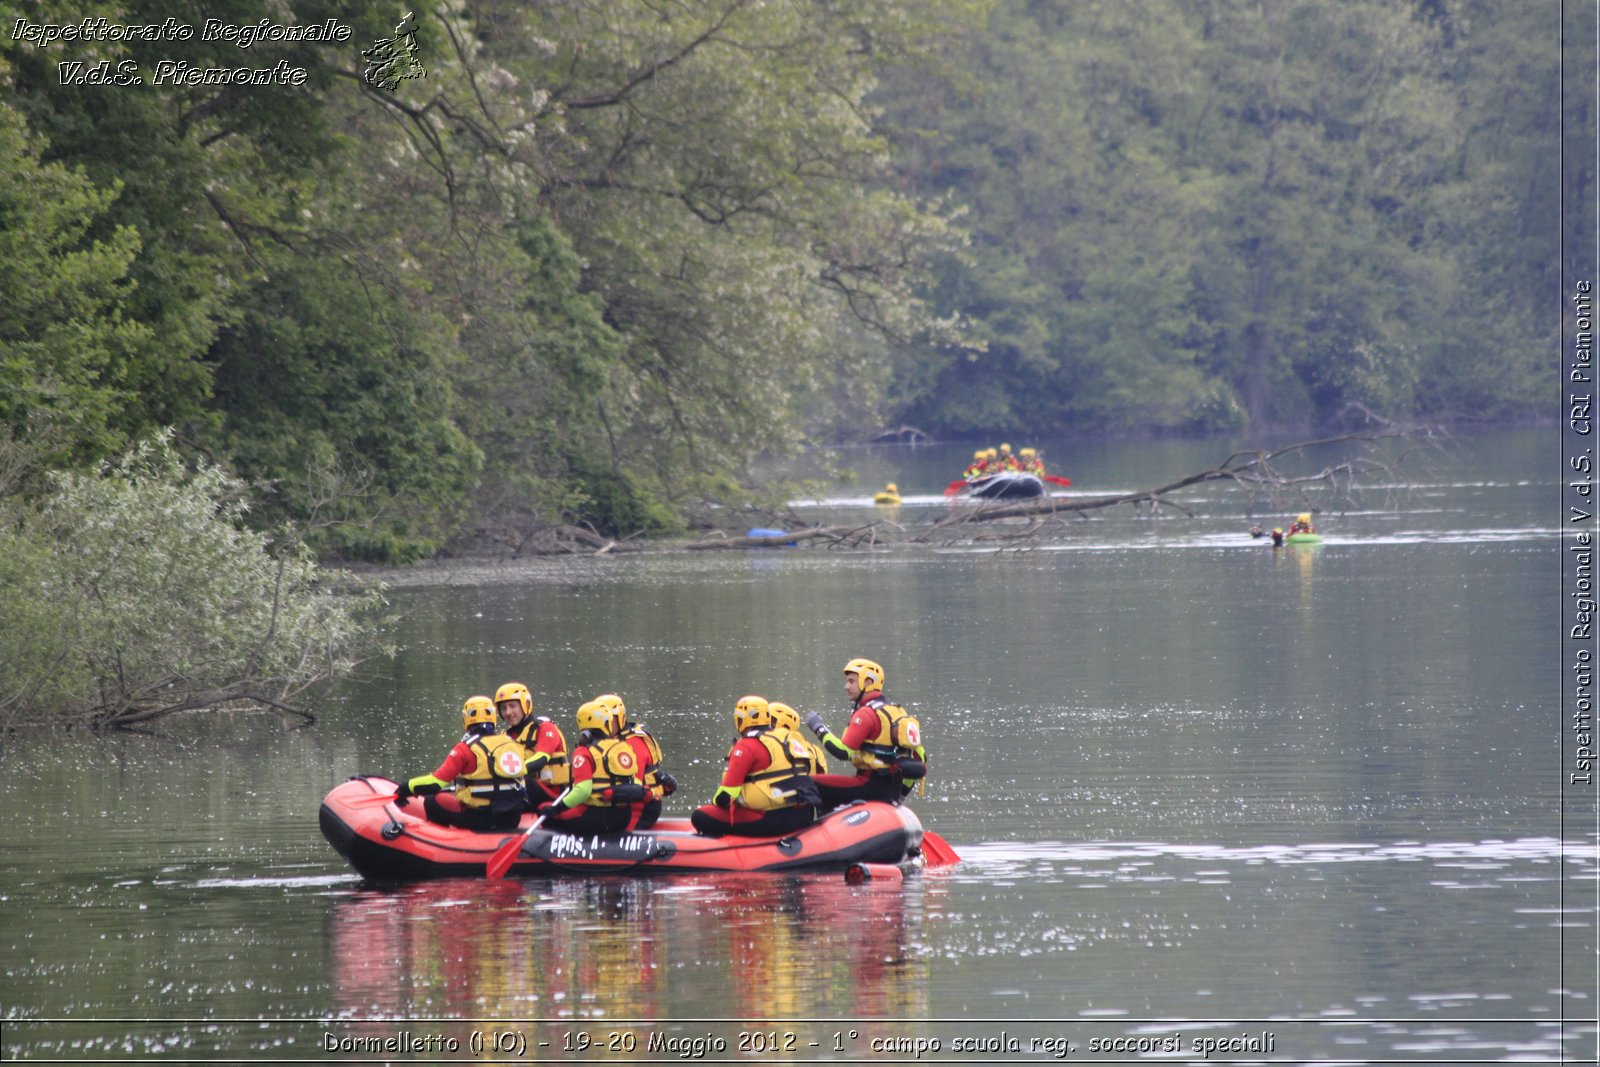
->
963, 442, 1045, 477
394, 658, 927, 839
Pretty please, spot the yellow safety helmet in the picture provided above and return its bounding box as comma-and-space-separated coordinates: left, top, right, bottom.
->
1019, 447, 1036, 457
885, 483, 897, 493
767, 701, 800, 732
461, 694, 497, 732
733, 694, 772, 733
999, 442, 1011, 454
576, 699, 619, 738
973, 450, 985, 461
493, 682, 533, 719
592, 692, 628, 735
843, 657, 885, 692
985, 448, 997, 459
1297, 512, 1312, 524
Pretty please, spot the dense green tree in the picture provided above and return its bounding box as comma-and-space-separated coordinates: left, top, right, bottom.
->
881, 0, 1557, 437
0, 434, 385, 728
445, 0, 981, 498
1410, 0, 1561, 418
0, 97, 153, 468
208, 257, 482, 561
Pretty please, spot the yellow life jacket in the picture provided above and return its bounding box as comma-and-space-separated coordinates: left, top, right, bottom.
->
624, 723, 665, 791
581, 737, 641, 807
852, 698, 924, 774
454, 732, 527, 812
511, 716, 571, 787
739, 729, 820, 811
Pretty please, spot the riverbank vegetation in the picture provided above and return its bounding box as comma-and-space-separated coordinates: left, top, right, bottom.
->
0, 434, 387, 729
1, 0, 1572, 558
0, 1, 1574, 723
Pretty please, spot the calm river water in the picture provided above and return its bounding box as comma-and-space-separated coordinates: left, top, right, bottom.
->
1, 427, 1593, 1064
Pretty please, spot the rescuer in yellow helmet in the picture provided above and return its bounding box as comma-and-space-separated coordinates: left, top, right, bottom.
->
800, 658, 927, 812
494, 681, 569, 807
595, 692, 675, 830
394, 695, 529, 831
536, 698, 650, 835
691, 696, 820, 838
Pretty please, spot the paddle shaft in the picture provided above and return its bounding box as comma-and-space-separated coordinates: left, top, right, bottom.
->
486, 788, 571, 880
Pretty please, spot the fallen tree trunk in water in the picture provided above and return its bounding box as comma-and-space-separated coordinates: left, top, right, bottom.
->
686, 523, 891, 550
928, 425, 1444, 530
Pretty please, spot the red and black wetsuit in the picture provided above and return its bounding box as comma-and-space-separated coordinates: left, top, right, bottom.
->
691, 731, 819, 838
813, 689, 916, 810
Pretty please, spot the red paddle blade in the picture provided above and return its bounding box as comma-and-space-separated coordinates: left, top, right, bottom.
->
487, 809, 555, 880
920, 829, 961, 867
943, 480, 967, 496
350, 792, 399, 806
486, 830, 529, 880
1043, 474, 1072, 487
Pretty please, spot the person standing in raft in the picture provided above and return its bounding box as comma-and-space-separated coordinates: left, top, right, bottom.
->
1287, 512, 1316, 536
691, 695, 821, 838
803, 658, 927, 811
537, 699, 649, 835
592, 692, 676, 830
494, 681, 569, 807
394, 696, 528, 832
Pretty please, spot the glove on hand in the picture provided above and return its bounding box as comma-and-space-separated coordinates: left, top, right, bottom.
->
713, 786, 737, 809
538, 802, 566, 819
801, 711, 828, 738
658, 772, 679, 796
393, 781, 413, 806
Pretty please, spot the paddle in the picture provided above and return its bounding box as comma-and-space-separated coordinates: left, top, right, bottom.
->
1042, 474, 1072, 487
920, 829, 961, 867
486, 789, 570, 880
351, 791, 400, 807
943, 479, 968, 496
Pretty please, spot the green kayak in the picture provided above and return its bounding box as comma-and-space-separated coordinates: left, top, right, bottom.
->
1284, 532, 1323, 544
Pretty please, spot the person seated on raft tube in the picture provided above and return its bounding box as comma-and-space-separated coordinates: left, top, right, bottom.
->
494, 681, 569, 807
691, 695, 821, 838
1287, 512, 1316, 536
591, 692, 677, 830
769, 701, 829, 776
997, 443, 1019, 470
395, 696, 529, 832
1018, 447, 1045, 474
963, 450, 989, 479
801, 658, 927, 812
537, 699, 650, 835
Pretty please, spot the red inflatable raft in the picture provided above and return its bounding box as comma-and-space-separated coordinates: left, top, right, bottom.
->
320, 776, 926, 881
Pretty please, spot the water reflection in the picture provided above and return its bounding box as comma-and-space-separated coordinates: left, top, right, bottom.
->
328, 878, 536, 1021
328, 873, 945, 1027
